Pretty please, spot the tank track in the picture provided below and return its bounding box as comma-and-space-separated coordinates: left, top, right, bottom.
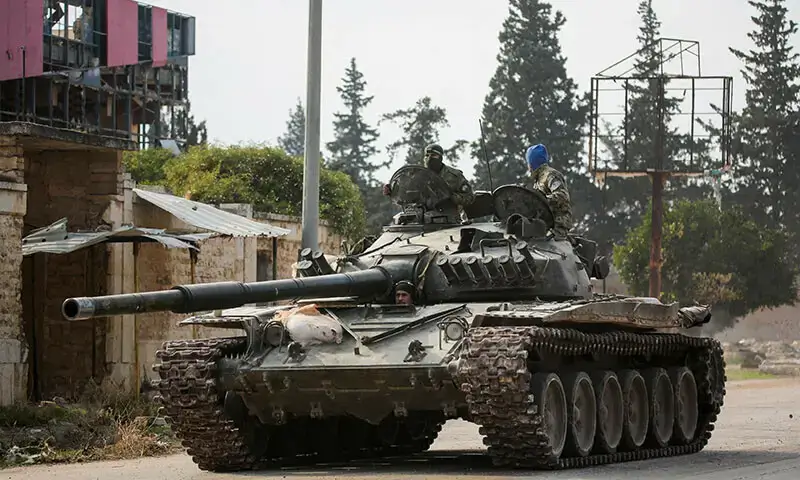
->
152, 337, 444, 472
455, 325, 726, 469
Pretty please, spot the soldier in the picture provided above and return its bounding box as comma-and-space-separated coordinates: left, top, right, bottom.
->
523, 144, 573, 238
383, 144, 475, 217
394, 280, 416, 305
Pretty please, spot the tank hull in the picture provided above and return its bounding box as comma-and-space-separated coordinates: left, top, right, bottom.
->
152, 299, 726, 472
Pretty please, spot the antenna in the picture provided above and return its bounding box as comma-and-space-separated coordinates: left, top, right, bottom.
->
478, 120, 494, 190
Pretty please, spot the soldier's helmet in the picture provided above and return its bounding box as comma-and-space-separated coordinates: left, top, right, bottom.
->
424, 144, 445, 172
394, 280, 416, 305
424, 144, 444, 158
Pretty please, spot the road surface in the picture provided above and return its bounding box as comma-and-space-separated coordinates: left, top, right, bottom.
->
4, 377, 799, 480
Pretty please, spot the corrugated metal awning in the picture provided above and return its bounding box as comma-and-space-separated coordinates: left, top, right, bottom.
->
133, 188, 291, 238
21, 218, 205, 256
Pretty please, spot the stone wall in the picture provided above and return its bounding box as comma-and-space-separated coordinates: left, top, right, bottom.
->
128, 200, 345, 383
0, 135, 27, 404
253, 212, 343, 280
22, 148, 124, 399
0, 133, 129, 403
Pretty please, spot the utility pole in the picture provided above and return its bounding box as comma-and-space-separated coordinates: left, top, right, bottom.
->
588, 38, 733, 301
301, 0, 323, 251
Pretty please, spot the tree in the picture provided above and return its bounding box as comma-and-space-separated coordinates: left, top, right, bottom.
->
613, 199, 798, 332
381, 96, 466, 165
326, 58, 386, 193
163, 146, 366, 240
473, 0, 590, 203
159, 101, 208, 147
278, 98, 306, 157
183, 113, 208, 147
727, 0, 800, 237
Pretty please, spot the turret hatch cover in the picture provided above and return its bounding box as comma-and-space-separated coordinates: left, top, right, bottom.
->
492, 185, 555, 229
388, 165, 452, 211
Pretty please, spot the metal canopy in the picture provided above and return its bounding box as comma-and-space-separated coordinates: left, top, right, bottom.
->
21, 218, 212, 256
133, 188, 291, 238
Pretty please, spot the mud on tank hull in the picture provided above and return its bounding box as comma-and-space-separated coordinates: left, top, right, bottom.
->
151, 298, 726, 472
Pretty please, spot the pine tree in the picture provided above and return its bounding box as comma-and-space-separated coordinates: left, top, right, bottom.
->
183, 113, 208, 147
728, 0, 800, 235
278, 98, 306, 157
472, 0, 596, 237
474, 1, 587, 184
326, 58, 385, 193
159, 102, 208, 147
381, 96, 465, 165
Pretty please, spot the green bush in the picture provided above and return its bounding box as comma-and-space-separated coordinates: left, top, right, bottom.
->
613, 199, 797, 327
163, 145, 366, 240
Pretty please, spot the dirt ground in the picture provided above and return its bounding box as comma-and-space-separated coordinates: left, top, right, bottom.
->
3, 377, 799, 480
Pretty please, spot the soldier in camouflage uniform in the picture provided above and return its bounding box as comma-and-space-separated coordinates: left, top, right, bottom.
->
383, 144, 475, 217
523, 144, 573, 238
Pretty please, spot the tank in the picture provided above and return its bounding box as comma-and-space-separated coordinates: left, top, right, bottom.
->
61, 165, 726, 472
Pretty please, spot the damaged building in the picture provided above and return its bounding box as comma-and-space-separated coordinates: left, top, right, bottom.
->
0, 1, 348, 404
0, 0, 198, 404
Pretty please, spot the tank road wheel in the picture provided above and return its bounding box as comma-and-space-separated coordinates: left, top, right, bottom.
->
532, 373, 568, 458
563, 372, 597, 457
591, 371, 623, 454
644, 368, 675, 447
620, 369, 649, 451
670, 367, 699, 444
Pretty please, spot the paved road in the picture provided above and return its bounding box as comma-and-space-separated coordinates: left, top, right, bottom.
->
4, 378, 800, 480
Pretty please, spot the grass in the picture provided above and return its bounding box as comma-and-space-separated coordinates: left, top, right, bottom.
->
725, 365, 779, 381
0, 379, 181, 468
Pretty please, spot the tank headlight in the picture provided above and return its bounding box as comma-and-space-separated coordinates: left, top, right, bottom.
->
264, 321, 286, 347
443, 320, 466, 341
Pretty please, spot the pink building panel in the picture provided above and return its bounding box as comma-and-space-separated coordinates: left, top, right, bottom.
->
0, 0, 44, 81
107, 0, 139, 68
151, 7, 168, 67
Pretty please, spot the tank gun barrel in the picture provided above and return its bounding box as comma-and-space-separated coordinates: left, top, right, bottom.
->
62, 267, 393, 321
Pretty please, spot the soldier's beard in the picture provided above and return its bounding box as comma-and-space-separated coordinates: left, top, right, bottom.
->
426, 158, 443, 173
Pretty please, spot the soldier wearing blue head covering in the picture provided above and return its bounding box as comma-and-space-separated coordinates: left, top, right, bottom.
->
523, 144, 573, 238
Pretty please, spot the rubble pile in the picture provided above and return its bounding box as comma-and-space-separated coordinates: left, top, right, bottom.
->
721, 339, 800, 376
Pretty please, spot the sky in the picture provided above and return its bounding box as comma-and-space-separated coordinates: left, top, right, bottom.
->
144, 0, 799, 183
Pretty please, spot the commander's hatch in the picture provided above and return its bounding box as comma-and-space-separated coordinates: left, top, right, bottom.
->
387, 165, 461, 225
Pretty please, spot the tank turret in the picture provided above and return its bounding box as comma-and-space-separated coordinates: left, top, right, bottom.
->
59, 164, 725, 475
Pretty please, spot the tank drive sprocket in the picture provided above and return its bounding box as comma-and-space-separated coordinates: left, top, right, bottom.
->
152, 337, 446, 472
454, 324, 726, 469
